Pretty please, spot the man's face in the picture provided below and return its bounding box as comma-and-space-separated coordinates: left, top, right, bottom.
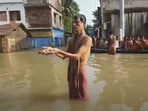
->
72, 17, 84, 32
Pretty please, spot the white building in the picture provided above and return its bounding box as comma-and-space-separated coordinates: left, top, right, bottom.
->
0, 0, 27, 26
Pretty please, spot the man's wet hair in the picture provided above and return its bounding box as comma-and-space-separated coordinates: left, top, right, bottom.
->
74, 14, 86, 24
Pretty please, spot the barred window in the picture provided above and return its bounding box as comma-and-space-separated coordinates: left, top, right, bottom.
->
59, 16, 62, 26
54, 12, 57, 24
9, 11, 21, 21
0, 11, 7, 21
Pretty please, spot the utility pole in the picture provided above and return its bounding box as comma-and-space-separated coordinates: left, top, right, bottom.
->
119, 0, 125, 41
100, 0, 105, 39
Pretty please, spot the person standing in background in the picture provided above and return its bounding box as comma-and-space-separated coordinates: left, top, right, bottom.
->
108, 34, 117, 55
93, 26, 100, 47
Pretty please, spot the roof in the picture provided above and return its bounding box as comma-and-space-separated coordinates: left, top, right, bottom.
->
0, 23, 32, 37
0, 23, 19, 36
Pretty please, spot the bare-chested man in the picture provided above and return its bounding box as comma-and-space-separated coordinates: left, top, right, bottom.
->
40, 14, 92, 100
108, 34, 117, 55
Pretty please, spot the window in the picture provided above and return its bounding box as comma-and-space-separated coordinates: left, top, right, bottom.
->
59, 16, 62, 26
9, 11, 21, 21
54, 12, 57, 24
0, 11, 7, 21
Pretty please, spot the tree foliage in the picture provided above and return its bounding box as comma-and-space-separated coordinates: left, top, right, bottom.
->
92, 9, 100, 27
62, 0, 79, 36
62, 0, 79, 16
85, 25, 94, 36
93, 9, 98, 19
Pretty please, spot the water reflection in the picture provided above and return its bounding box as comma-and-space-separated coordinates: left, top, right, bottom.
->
89, 54, 148, 111
0, 52, 31, 111
0, 51, 148, 111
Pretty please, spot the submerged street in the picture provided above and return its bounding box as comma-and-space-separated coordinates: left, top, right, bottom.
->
0, 51, 148, 111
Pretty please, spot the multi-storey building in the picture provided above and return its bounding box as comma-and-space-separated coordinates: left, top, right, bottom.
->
0, 0, 64, 48
25, 0, 64, 48
103, 0, 148, 37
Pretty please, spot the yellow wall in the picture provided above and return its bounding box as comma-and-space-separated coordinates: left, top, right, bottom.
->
30, 31, 53, 37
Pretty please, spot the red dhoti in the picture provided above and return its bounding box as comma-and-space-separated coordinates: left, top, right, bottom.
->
68, 61, 88, 99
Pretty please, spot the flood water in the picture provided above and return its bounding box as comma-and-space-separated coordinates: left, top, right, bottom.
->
0, 51, 148, 111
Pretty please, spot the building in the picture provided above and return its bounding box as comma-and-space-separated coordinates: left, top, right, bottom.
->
103, 0, 148, 38
0, 23, 31, 53
0, 0, 64, 49
24, 0, 64, 48
0, 0, 27, 26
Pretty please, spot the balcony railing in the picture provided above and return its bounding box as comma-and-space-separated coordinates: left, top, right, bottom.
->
25, 0, 48, 4
0, 0, 24, 4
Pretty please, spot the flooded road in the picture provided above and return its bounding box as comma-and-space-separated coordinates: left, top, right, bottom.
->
0, 51, 148, 111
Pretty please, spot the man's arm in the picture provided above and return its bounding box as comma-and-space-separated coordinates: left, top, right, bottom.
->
54, 37, 72, 59
54, 37, 92, 60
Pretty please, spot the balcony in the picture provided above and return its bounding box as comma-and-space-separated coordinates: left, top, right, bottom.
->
25, 0, 48, 4
25, 0, 62, 12
0, 0, 24, 4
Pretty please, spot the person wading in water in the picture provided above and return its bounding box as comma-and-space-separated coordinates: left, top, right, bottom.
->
39, 14, 92, 100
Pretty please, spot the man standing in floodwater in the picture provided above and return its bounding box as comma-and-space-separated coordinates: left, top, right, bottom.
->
40, 14, 92, 100
93, 26, 100, 47
108, 34, 117, 55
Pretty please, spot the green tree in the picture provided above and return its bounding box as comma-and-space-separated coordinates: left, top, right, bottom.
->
92, 7, 101, 27
62, 0, 79, 39
62, 0, 79, 16
85, 25, 93, 36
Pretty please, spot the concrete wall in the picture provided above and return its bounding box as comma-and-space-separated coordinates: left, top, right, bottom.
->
28, 37, 53, 48
104, 0, 148, 37
25, 0, 63, 30
25, 7, 52, 28
0, 0, 24, 3
26, 0, 62, 12
51, 7, 63, 30
48, 0, 62, 12
104, 0, 148, 11
109, 12, 148, 37
52, 28, 64, 46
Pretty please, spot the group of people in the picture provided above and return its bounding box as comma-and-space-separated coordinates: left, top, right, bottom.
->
92, 26, 120, 55
120, 35, 148, 51
92, 29, 148, 54
92, 30, 119, 55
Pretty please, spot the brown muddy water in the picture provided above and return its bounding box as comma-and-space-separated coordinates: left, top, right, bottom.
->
0, 51, 148, 111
